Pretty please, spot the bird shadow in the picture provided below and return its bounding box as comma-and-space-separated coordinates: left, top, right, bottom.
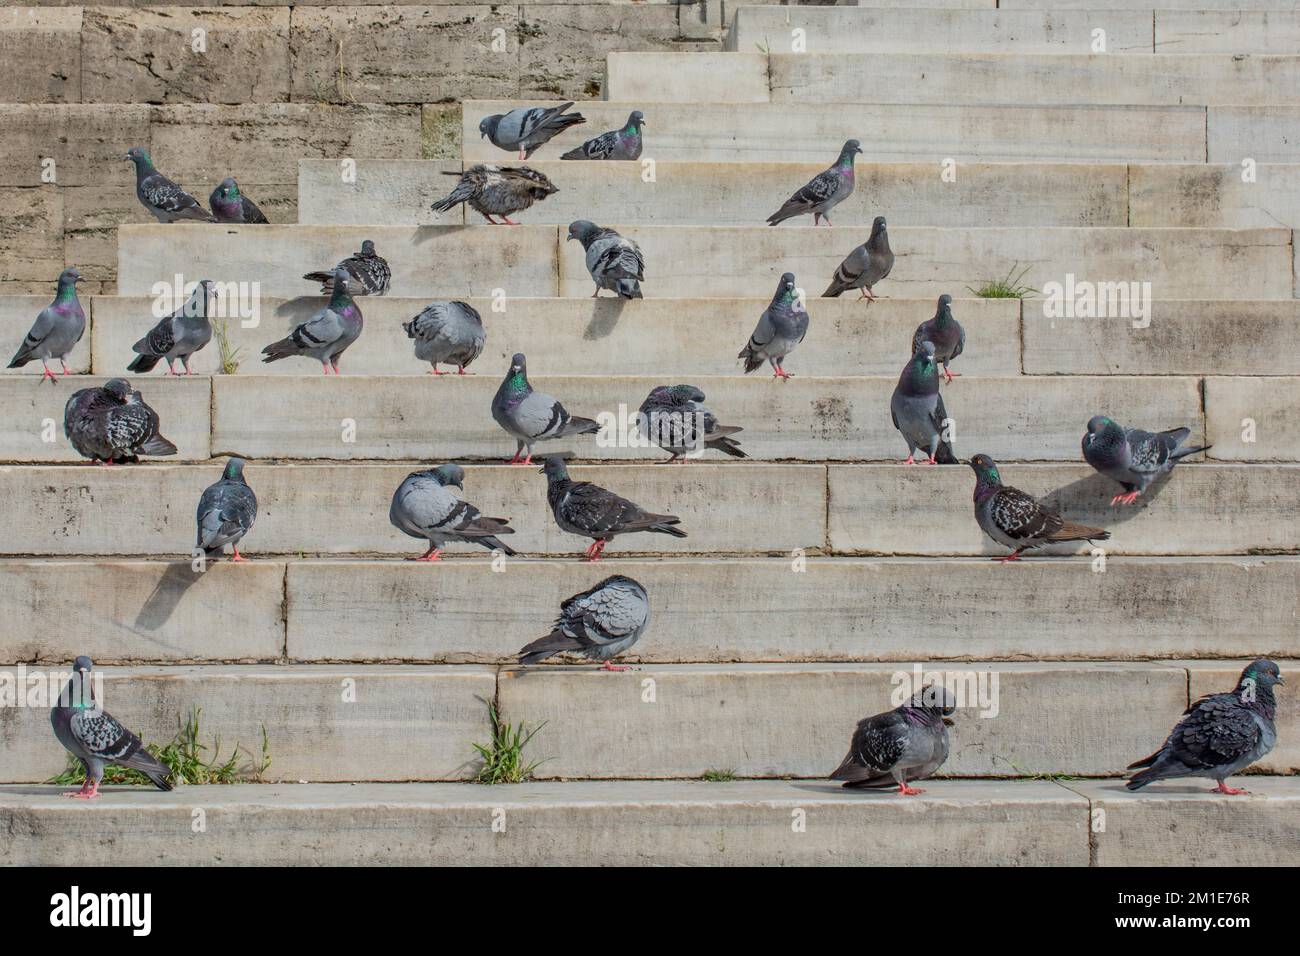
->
132, 562, 206, 632
1038, 470, 1173, 531
580, 298, 630, 341
273, 297, 329, 332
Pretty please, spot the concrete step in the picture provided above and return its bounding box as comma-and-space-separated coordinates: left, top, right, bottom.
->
1131, 163, 1300, 229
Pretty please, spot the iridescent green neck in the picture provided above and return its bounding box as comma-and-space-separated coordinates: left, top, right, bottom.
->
56, 282, 78, 303
507, 371, 529, 394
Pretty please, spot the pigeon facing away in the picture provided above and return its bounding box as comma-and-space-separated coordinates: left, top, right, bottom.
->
126, 147, 213, 223
567, 220, 644, 299
64, 378, 178, 465
891, 341, 958, 465
739, 272, 808, 379
390, 463, 517, 561
542, 456, 686, 561
127, 279, 216, 375
1083, 416, 1209, 506
209, 177, 268, 224
431, 165, 558, 225
831, 686, 957, 795
766, 139, 862, 227
1127, 659, 1283, 795
638, 384, 746, 463
518, 575, 651, 671
480, 102, 587, 159
303, 240, 390, 296
968, 453, 1109, 561
561, 110, 646, 161
492, 353, 600, 464
8, 267, 85, 382
262, 269, 363, 374
51, 656, 173, 798
823, 216, 894, 302
912, 294, 964, 383
196, 458, 257, 562
403, 300, 485, 375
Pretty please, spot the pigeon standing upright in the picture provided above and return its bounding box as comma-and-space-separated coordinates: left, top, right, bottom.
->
127, 279, 216, 375
209, 177, 268, 224
823, 216, 894, 302
492, 353, 600, 464
968, 453, 1110, 561
567, 220, 644, 299
196, 458, 257, 562
390, 464, 517, 561
480, 102, 587, 159
911, 294, 964, 383
638, 384, 746, 463
542, 457, 686, 561
403, 300, 485, 375
303, 240, 390, 296
766, 139, 862, 227
126, 147, 213, 223
561, 110, 646, 161
1082, 416, 1209, 506
430, 165, 557, 225
7, 267, 85, 382
739, 272, 808, 379
262, 269, 363, 374
518, 575, 651, 671
890, 341, 958, 465
830, 686, 957, 795
64, 378, 178, 465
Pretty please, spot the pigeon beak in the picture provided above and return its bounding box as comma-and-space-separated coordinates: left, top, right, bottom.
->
942, 717, 955, 727
1277, 675, 1287, 685
537, 465, 546, 474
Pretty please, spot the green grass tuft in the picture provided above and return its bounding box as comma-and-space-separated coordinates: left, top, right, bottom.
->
700, 768, 737, 782
472, 700, 548, 784
214, 319, 242, 374
967, 263, 1038, 299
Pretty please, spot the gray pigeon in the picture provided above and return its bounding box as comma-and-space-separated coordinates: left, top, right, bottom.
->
303, 240, 390, 296
430, 165, 557, 224
127, 279, 215, 375
1127, 659, 1283, 795
830, 686, 957, 795
64, 378, 177, 464
890, 341, 958, 465
766, 139, 861, 227
480, 102, 586, 159
1083, 416, 1209, 506
390, 463, 517, 561
567, 220, 644, 299
638, 384, 746, 463
8, 267, 85, 382
262, 269, 363, 374
561, 111, 645, 161
739, 272, 808, 379
968, 454, 1109, 561
51, 656, 173, 798
542, 456, 686, 561
823, 215, 894, 301
126, 147, 213, 223
911, 294, 964, 383
492, 353, 600, 464
518, 575, 650, 671
196, 458, 257, 562
403, 300, 485, 375
209, 177, 268, 224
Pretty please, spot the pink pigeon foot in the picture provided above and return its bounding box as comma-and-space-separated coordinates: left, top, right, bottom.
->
1213, 781, 1250, 795
896, 782, 925, 796
1111, 491, 1141, 506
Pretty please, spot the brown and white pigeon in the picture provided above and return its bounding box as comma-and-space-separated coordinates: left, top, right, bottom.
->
431, 165, 558, 225
403, 301, 485, 375
968, 454, 1109, 561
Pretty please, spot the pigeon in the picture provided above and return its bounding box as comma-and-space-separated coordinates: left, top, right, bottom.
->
7, 267, 85, 382
390, 463, 517, 561
430, 165, 558, 225
518, 575, 650, 671
51, 656, 173, 798
64, 378, 178, 465
1127, 659, 1283, 795
766, 139, 862, 227
196, 458, 257, 562
126, 279, 215, 375
403, 300, 485, 375
912, 294, 964, 383
830, 686, 957, 796
561, 110, 645, 161
492, 353, 600, 464
303, 240, 390, 296
1082, 416, 1209, 506
739, 272, 808, 379
823, 216, 894, 302
968, 453, 1109, 562
890, 341, 958, 465
126, 147, 213, 223
542, 456, 686, 560
480, 102, 586, 159
638, 384, 746, 463
567, 220, 644, 299
209, 177, 268, 224
262, 269, 363, 374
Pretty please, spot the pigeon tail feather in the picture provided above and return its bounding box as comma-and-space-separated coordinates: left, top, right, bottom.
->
139, 433, 178, 456
1045, 521, 1109, 543
126, 352, 162, 373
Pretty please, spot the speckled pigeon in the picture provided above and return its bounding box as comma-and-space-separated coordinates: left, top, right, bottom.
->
196, 458, 257, 562
303, 240, 390, 296
64, 378, 177, 465
766, 139, 861, 227
262, 269, 363, 374
390, 463, 517, 561
823, 216, 894, 302
7, 267, 85, 382
542, 456, 686, 561
126, 147, 213, 223
968, 453, 1109, 562
403, 300, 485, 375
830, 686, 957, 795
209, 177, 268, 224
431, 165, 558, 224
567, 220, 644, 299
492, 353, 600, 464
518, 575, 650, 671
127, 279, 215, 375
912, 294, 964, 383
739, 272, 808, 379
1083, 416, 1209, 506
561, 110, 645, 161
890, 341, 958, 465
480, 102, 586, 159
638, 384, 746, 463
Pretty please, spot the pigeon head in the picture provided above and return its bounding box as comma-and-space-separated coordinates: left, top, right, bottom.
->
479, 115, 500, 140
125, 146, 152, 169
967, 453, 1002, 487
567, 220, 599, 246
102, 379, 134, 403
214, 177, 241, 200
906, 684, 959, 725
773, 272, 798, 304
58, 267, 82, 286
1085, 415, 1119, 436
1240, 659, 1284, 691
540, 456, 569, 480
360, 240, 377, 256
665, 384, 705, 404
61, 655, 96, 708
432, 463, 465, 489
73, 655, 93, 673
936, 293, 953, 313
528, 170, 559, 200
839, 139, 863, 164
625, 111, 646, 132
223, 457, 247, 482
869, 216, 887, 239
1083, 415, 1124, 453
330, 268, 351, 297
902, 340, 938, 392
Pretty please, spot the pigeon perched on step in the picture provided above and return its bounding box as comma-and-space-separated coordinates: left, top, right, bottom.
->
1127, 659, 1283, 795
739, 272, 808, 379
823, 216, 894, 302
766, 139, 862, 227
561, 110, 645, 161
567, 220, 644, 299
51, 656, 173, 798
912, 294, 964, 383
968, 453, 1109, 561
890, 341, 958, 465
7, 267, 85, 382
1082, 416, 1209, 506
126, 147, 213, 223
431, 165, 558, 225
303, 240, 390, 296
541, 456, 686, 561
830, 686, 957, 796
638, 384, 746, 463
403, 300, 485, 375
492, 353, 600, 464
518, 575, 650, 671
209, 177, 268, 224
196, 457, 257, 562
480, 102, 587, 159
64, 378, 177, 464
127, 279, 215, 375
262, 269, 363, 374
390, 463, 517, 561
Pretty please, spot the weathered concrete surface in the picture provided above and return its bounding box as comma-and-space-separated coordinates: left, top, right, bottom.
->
0, 7, 81, 103
0, 188, 64, 286
1184, 661, 1299, 775
1130, 163, 1300, 229
604, 51, 768, 103
0, 105, 149, 189
1205, 378, 1300, 463
0, 295, 91, 375
1005, 0, 1297, 7
1208, 107, 1300, 164
1155, 10, 1300, 54
297, 159, 465, 226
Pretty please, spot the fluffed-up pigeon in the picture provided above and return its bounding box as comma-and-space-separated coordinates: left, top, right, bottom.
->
518, 575, 650, 671
638, 384, 746, 463
64, 378, 177, 464
830, 685, 957, 795
390, 463, 517, 561
431, 165, 558, 225
403, 300, 485, 375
